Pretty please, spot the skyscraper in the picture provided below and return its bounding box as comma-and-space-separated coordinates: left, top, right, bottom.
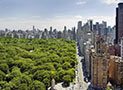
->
77, 21, 82, 41
116, 3, 123, 43
87, 20, 93, 31
33, 26, 36, 31
77, 21, 82, 30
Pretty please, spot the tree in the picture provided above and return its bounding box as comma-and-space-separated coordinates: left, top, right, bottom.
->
18, 83, 28, 90
42, 78, 50, 88
0, 38, 77, 89
50, 70, 56, 79
29, 80, 46, 90
7, 67, 22, 80
5, 81, 16, 90
33, 70, 50, 81
106, 86, 112, 90
68, 68, 75, 76
62, 62, 71, 70
14, 59, 34, 72
0, 70, 6, 81
0, 81, 7, 89
0, 63, 9, 74
0, 81, 16, 90
20, 74, 32, 86
63, 75, 71, 87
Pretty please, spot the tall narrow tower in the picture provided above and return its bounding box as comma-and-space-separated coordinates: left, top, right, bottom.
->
116, 3, 123, 43
77, 21, 82, 41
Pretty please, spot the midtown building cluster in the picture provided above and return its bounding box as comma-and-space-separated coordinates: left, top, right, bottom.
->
77, 2, 123, 90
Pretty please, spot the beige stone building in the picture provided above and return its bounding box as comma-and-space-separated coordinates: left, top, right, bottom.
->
91, 51, 109, 89
90, 37, 109, 89
109, 56, 123, 86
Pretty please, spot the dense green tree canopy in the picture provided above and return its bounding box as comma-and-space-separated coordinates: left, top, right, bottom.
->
0, 38, 77, 89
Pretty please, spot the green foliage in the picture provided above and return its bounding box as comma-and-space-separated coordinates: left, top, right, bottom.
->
0, 63, 9, 74
106, 86, 112, 90
63, 75, 71, 86
29, 80, 46, 90
63, 75, 71, 82
18, 83, 28, 90
62, 62, 71, 70
0, 38, 77, 89
0, 70, 6, 81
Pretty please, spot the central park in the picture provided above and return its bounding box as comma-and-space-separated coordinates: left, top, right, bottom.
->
0, 38, 77, 90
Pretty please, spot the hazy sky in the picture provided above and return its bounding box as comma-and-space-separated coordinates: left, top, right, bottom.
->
0, 0, 123, 30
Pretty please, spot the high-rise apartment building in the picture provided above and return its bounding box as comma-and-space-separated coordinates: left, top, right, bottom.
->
91, 54, 108, 89
90, 37, 109, 89
109, 56, 123, 86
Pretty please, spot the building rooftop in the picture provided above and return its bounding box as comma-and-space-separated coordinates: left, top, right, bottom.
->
118, 3, 123, 8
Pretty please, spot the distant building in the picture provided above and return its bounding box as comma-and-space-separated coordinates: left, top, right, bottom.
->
63, 26, 67, 39
87, 20, 93, 31
33, 25, 36, 31
93, 21, 107, 37
93, 22, 99, 34
77, 21, 82, 31
72, 27, 76, 40
77, 21, 82, 41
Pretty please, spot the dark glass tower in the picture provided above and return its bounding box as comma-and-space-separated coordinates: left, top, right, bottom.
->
116, 3, 123, 43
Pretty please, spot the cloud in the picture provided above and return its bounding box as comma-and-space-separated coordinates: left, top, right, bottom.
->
0, 15, 115, 30
74, 15, 83, 19
101, 0, 123, 5
74, 15, 115, 26
76, 0, 86, 5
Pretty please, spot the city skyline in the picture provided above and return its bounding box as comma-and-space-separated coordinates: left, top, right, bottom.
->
0, 0, 123, 30
0, 2, 123, 89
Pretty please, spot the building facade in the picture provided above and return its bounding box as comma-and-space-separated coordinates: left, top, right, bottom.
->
90, 37, 109, 89
109, 56, 123, 86
116, 3, 123, 43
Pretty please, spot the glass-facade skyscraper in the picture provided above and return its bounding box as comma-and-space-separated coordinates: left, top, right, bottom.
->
116, 3, 123, 43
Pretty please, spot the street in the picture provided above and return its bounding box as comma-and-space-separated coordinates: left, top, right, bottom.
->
53, 46, 88, 90
75, 46, 89, 90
